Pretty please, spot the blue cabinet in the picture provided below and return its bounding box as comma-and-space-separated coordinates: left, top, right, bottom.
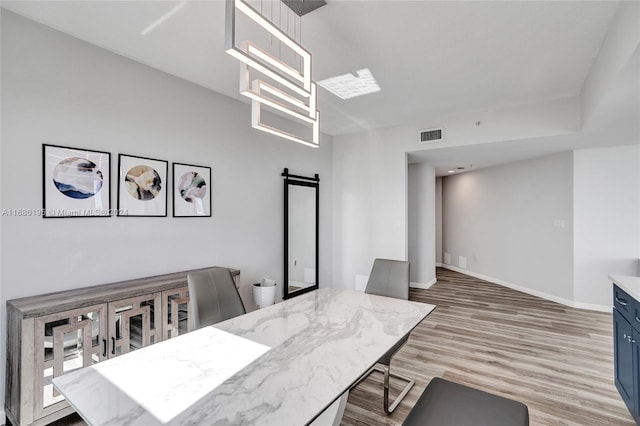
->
613, 284, 640, 425
635, 335, 640, 424
614, 308, 635, 413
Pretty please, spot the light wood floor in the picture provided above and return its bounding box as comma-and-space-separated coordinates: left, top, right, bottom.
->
342, 267, 635, 426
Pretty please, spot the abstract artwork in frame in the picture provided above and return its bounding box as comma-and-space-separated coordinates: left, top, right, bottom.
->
172, 162, 212, 217
117, 154, 168, 217
42, 144, 111, 218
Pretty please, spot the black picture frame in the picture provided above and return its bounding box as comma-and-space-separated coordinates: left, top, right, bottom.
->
117, 154, 168, 217
172, 162, 212, 217
42, 143, 111, 218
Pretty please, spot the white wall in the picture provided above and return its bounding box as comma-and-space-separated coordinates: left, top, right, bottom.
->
330, 1, 638, 298
0, 11, 3, 421
407, 163, 436, 285
441, 152, 575, 303
0, 10, 332, 414
332, 128, 410, 288
439, 146, 640, 310
332, 98, 580, 290
368, 128, 410, 264
331, 132, 371, 288
573, 145, 640, 307
435, 177, 443, 264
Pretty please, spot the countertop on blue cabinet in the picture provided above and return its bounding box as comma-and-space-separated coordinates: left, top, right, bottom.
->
610, 275, 640, 302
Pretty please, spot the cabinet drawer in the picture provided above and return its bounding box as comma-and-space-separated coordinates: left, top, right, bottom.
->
614, 285, 639, 326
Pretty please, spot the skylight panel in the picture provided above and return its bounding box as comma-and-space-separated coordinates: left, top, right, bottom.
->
317, 68, 381, 100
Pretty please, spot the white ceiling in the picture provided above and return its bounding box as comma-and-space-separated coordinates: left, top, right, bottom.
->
409, 45, 640, 175
2, 0, 637, 175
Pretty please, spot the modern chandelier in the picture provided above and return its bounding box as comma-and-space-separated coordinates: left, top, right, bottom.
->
225, 0, 324, 148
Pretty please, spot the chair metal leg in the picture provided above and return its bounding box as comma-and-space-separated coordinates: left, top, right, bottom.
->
379, 364, 415, 414
353, 364, 415, 414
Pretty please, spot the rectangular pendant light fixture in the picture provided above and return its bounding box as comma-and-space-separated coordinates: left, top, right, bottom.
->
239, 63, 316, 117
243, 80, 316, 124
227, 0, 312, 91
226, 48, 310, 99
225, 0, 320, 147
246, 42, 305, 84
250, 79, 319, 147
252, 101, 320, 148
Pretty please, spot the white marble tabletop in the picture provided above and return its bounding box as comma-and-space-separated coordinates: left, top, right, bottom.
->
610, 275, 640, 302
54, 288, 436, 426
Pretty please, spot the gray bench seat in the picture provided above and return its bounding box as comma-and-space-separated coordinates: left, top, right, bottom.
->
403, 377, 529, 426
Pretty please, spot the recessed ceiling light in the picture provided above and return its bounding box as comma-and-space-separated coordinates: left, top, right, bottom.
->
317, 68, 381, 100
140, 2, 187, 36
448, 170, 455, 173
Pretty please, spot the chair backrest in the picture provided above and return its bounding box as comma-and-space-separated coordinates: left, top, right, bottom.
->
187, 267, 246, 329
365, 258, 410, 300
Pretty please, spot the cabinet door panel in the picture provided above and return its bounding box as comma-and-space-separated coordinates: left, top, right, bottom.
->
162, 287, 191, 340
33, 305, 107, 420
614, 309, 635, 415
108, 293, 161, 357
634, 329, 640, 424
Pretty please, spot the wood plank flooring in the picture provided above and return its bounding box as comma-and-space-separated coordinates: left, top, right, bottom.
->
341, 267, 635, 426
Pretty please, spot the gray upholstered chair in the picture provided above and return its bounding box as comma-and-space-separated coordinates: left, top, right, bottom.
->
402, 377, 529, 426
364, 258, 413, 414
187, 267, 246, 329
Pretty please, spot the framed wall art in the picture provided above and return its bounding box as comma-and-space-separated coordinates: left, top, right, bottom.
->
42, 144, 111, 218
172, 162, 212, 217
117, 154, 168, 217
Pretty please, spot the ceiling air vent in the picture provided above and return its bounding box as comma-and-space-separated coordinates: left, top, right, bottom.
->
419, 128, 443, 143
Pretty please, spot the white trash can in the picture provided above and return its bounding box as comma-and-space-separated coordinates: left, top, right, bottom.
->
253, 279, 277, 308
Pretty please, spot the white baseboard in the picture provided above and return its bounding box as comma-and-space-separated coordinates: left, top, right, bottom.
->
410, 277, 437, 290
439, 264, 610, 312
573, 301, 612, 313
435, 262, 444, 267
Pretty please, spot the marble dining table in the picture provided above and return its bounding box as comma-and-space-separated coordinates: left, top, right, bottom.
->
53, 288, 436, 425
